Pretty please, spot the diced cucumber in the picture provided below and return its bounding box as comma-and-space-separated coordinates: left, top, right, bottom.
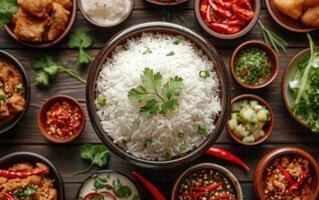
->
232, 102, 242, 112
243, 135, 255, 143
239, 107, 257, 123
252, 129, 265, 140
250, 100, 259, 108
257, 109, 271, 122
234, 124, 249, 138
228, 119, 238, 131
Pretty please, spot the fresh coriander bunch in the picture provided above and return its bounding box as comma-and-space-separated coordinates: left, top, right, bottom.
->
0, 0, 18, 26
68, 29, 93, 65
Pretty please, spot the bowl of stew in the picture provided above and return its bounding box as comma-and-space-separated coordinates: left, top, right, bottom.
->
0, 50, 30, 134
230, 40, 279, 89
172, 163, 243, 200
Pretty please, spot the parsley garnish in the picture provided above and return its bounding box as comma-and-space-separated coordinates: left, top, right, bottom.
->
166, 51, 175, 56
68, 29, 93, 65
179, 144, 186, 152
97, 95, 107, 107
0, 0, 17, 26
197, 124, 208, 135
113, 178, 132, 198
144, 139, 153, 147
173, 39, 181, 45
199, 70, 210, 79
93, 177, 108, 191
142, 47, 152, 55
163, 151, 172, 160
12, 185, 38, 200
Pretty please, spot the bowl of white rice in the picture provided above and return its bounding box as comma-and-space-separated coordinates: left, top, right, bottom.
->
86, 22, 231, 168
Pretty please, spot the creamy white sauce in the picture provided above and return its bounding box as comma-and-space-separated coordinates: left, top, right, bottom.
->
81, 0, 132, 26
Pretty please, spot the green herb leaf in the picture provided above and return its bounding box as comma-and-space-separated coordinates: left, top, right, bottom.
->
0, 0, 18, 26
16, 83, 24, 91
199, 70, 210, 79
141, 68, 163, 92
97, 95, 107, 107
123, 44, 129, 51
166, 51, 175, 56
35, 71, 50, 87
31, 55, 55, 71
93, 177, 107, 191
128, 86, 148, 103
162, 76, 183, 100
173, 39, 181, 45
159, 99, 179, 114
144, 139, 153, 147
197, 124, 208, 135
142, 47, 152, 55
133, 118, 140, 125
68, 29, 93, 65
139, 99, 160, 119
116, 185, 132, 198
177, 132, 184, 138
179, 144, 186, 152
163, 151, 172, 160
78, 48, 92, 65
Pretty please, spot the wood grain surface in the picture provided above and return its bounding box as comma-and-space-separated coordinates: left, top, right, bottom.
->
0, 0, 318, 199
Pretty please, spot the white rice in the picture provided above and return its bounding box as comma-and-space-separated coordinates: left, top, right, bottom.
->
95, 33, 221, 160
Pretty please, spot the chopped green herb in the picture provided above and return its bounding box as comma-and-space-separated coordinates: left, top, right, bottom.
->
179, 144, 186, 152
166, 51, 175, 56
97, 95, 107, 107
197, 124, 208, 135
142, 47, 152, 55
133, 119, 140, 125
178, 132, 184, 138
144, 139, 153, 147
113, 178, 132, 198
0, 0, 18, 26
68, 29, 93, 65
164, 151, 172, 160
199, 70, 210, 79
93, 177, 107, 191
173, 39, 181, 45
16, 83, 24, 90
123, 43, 129, 51
0, 95, 7, 104
12, 185, 38, 200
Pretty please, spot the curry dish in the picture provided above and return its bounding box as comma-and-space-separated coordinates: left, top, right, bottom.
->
0, 61, 25, 127
0, 162, 57, 200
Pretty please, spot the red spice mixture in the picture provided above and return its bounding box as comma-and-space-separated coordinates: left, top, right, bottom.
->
46, 101, 82, 139
263, 155, 313, 200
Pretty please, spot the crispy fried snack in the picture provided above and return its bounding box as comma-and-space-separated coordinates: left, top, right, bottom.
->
47, 3, 70, 41
273, 0, 305, 20
302, 6, 319, 27
304, 0, 319, 7
17, 0, 53, 18
53, 0, 73, 10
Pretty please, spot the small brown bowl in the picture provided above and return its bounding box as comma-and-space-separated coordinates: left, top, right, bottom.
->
230, 40, 279, 89
227, 94, 274, 146
38, 95, 86, 143
254, 147, 319, 200
265, 0, 318, 33
4, 0, 77, 48
194, 0, 261, 40
145, 0, 188, 6
78, 0, 134, 27
171, 163, 243, 200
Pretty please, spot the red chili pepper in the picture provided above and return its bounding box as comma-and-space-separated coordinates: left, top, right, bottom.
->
2, 192, 14, 200
282, 169, 295, 186
232, 4, 254, 21
206, 147, 250, 171
190, 182, 224, 192
132, 171, 166, 200
214, 0, 232, 9
84, 191, 116, 200
178, 191, 208, 199
0, 168, 48, 179
208, 23, 241, 34
287, 168, 310, 193
221, 19, 246, 26
201, 0, 209, 17
237, 0, 252, 10
206, 5, 212, 22
210, 194, 238, 200
209, 0, 232, 19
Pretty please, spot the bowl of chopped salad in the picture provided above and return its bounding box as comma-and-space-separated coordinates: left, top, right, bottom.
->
231, 40, 279, 89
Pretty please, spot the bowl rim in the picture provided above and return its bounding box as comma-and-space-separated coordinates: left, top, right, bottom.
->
265, 0, 318, 33
171, 163, 243, 200
226, 94, 274, 146
230, 40, 280, 89
37, 95, 86, 143
253, 147, 319, 200
86, 21, 231, 169
194, 0, 261, 40
281, 48, 311, 130
75, 170, 142, 199
145, 0, 189, 6
0, 151, 65, 200
77, 0, 134, 27
4, 0, 77, 48
0, 50, 31, 135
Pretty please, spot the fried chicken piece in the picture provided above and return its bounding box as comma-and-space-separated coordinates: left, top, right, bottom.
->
305, 0, 319, 7
53, 0, 73, 10
7, 94, 25, 113
14, 12, 51, 42
17, 0, 53, 18
35, 163, 50, 175
9, 162, 33, 172
0, 105, 10, 118
273, 0, 305, 20
302, 6, 319, 27
1, 175, 42, 193
47, 2, 69, 41
0, 63, 16, 82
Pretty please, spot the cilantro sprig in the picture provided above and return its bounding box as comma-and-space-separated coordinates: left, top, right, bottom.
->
0, 0, 18, 26
68, 29, 93, 65
128, 68, 183, 118
31, 55, 86, 87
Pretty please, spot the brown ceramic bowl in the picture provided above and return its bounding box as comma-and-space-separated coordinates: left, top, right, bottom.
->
4, 0, 76, 48
86, 22, 231, 169
171, 163, 243, 200
254, 147, 319, 200
230, 40, 279, 89
38, 95, 86, 143
265, 0, 318, 33
194, 0, 261, 40
227, 94, 274, 146
78, 0, 134, 27
145, 0, 188, 6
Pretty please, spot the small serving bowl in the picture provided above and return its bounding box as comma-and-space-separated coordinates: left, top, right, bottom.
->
194, 0, 261, 40
4, 0, 76, 48
254, 147, 319, 200
78, 0, 134, 27
145, 0, 188, 6
171, 163, 243, 200
0, 152, 65, 200
226, 94, 274, 146
0, 50, 30, 135
230, 40, 279, 89
265, 0, 318, 33
37, 95, 86, 143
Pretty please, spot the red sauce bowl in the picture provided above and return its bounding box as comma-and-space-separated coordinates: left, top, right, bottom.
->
38, 95, 86, 143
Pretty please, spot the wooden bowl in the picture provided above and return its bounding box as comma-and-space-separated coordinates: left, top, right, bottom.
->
226, 94, 274, 146
145, 0, 188, 6
171, 163, 243, 200
0, 152, 65, 200
86, 22, 231, 169
37, 95, 86, 143
230, 40, 279, 89
0, 50, 30, 135
194, 0, 261, 40
265, 0, 318, 33
254, 147, 319, 200
78, 0, 134, 27
4, 0, 77, 48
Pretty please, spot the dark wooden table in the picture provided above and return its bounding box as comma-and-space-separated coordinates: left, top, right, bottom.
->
1, 0, 319, 199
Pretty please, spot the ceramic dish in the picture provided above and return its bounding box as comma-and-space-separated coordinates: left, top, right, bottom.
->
86, 22, 231, 169
0, 152, 65, 200
4, 0, 76, 48
37, 95, 86, 143
254, 147, 319, 200
194, 0, 261, 40
227, 94, 274, 146
171, 163, 243, 200
265, 0, 318, 33
76, 170, 141, 200
77, 0, 134, 27
145, 0, 188, 6
0, 50, 30, 135
230, 40, 279, 89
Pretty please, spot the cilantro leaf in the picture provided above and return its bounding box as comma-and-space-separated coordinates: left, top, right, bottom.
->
31, 55, 55, 71
0, 0, 18, 26
139, 99, 160, 118
128, 86, 148, 103
141, 68, 162, 92
160, 99, 179, 114
35, 71, 50, 87
162, 76, 183, 100
68, 29, 93, 65
78, 48, 92, 65
166, 51, 175, 56
198, 124, 208, 135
